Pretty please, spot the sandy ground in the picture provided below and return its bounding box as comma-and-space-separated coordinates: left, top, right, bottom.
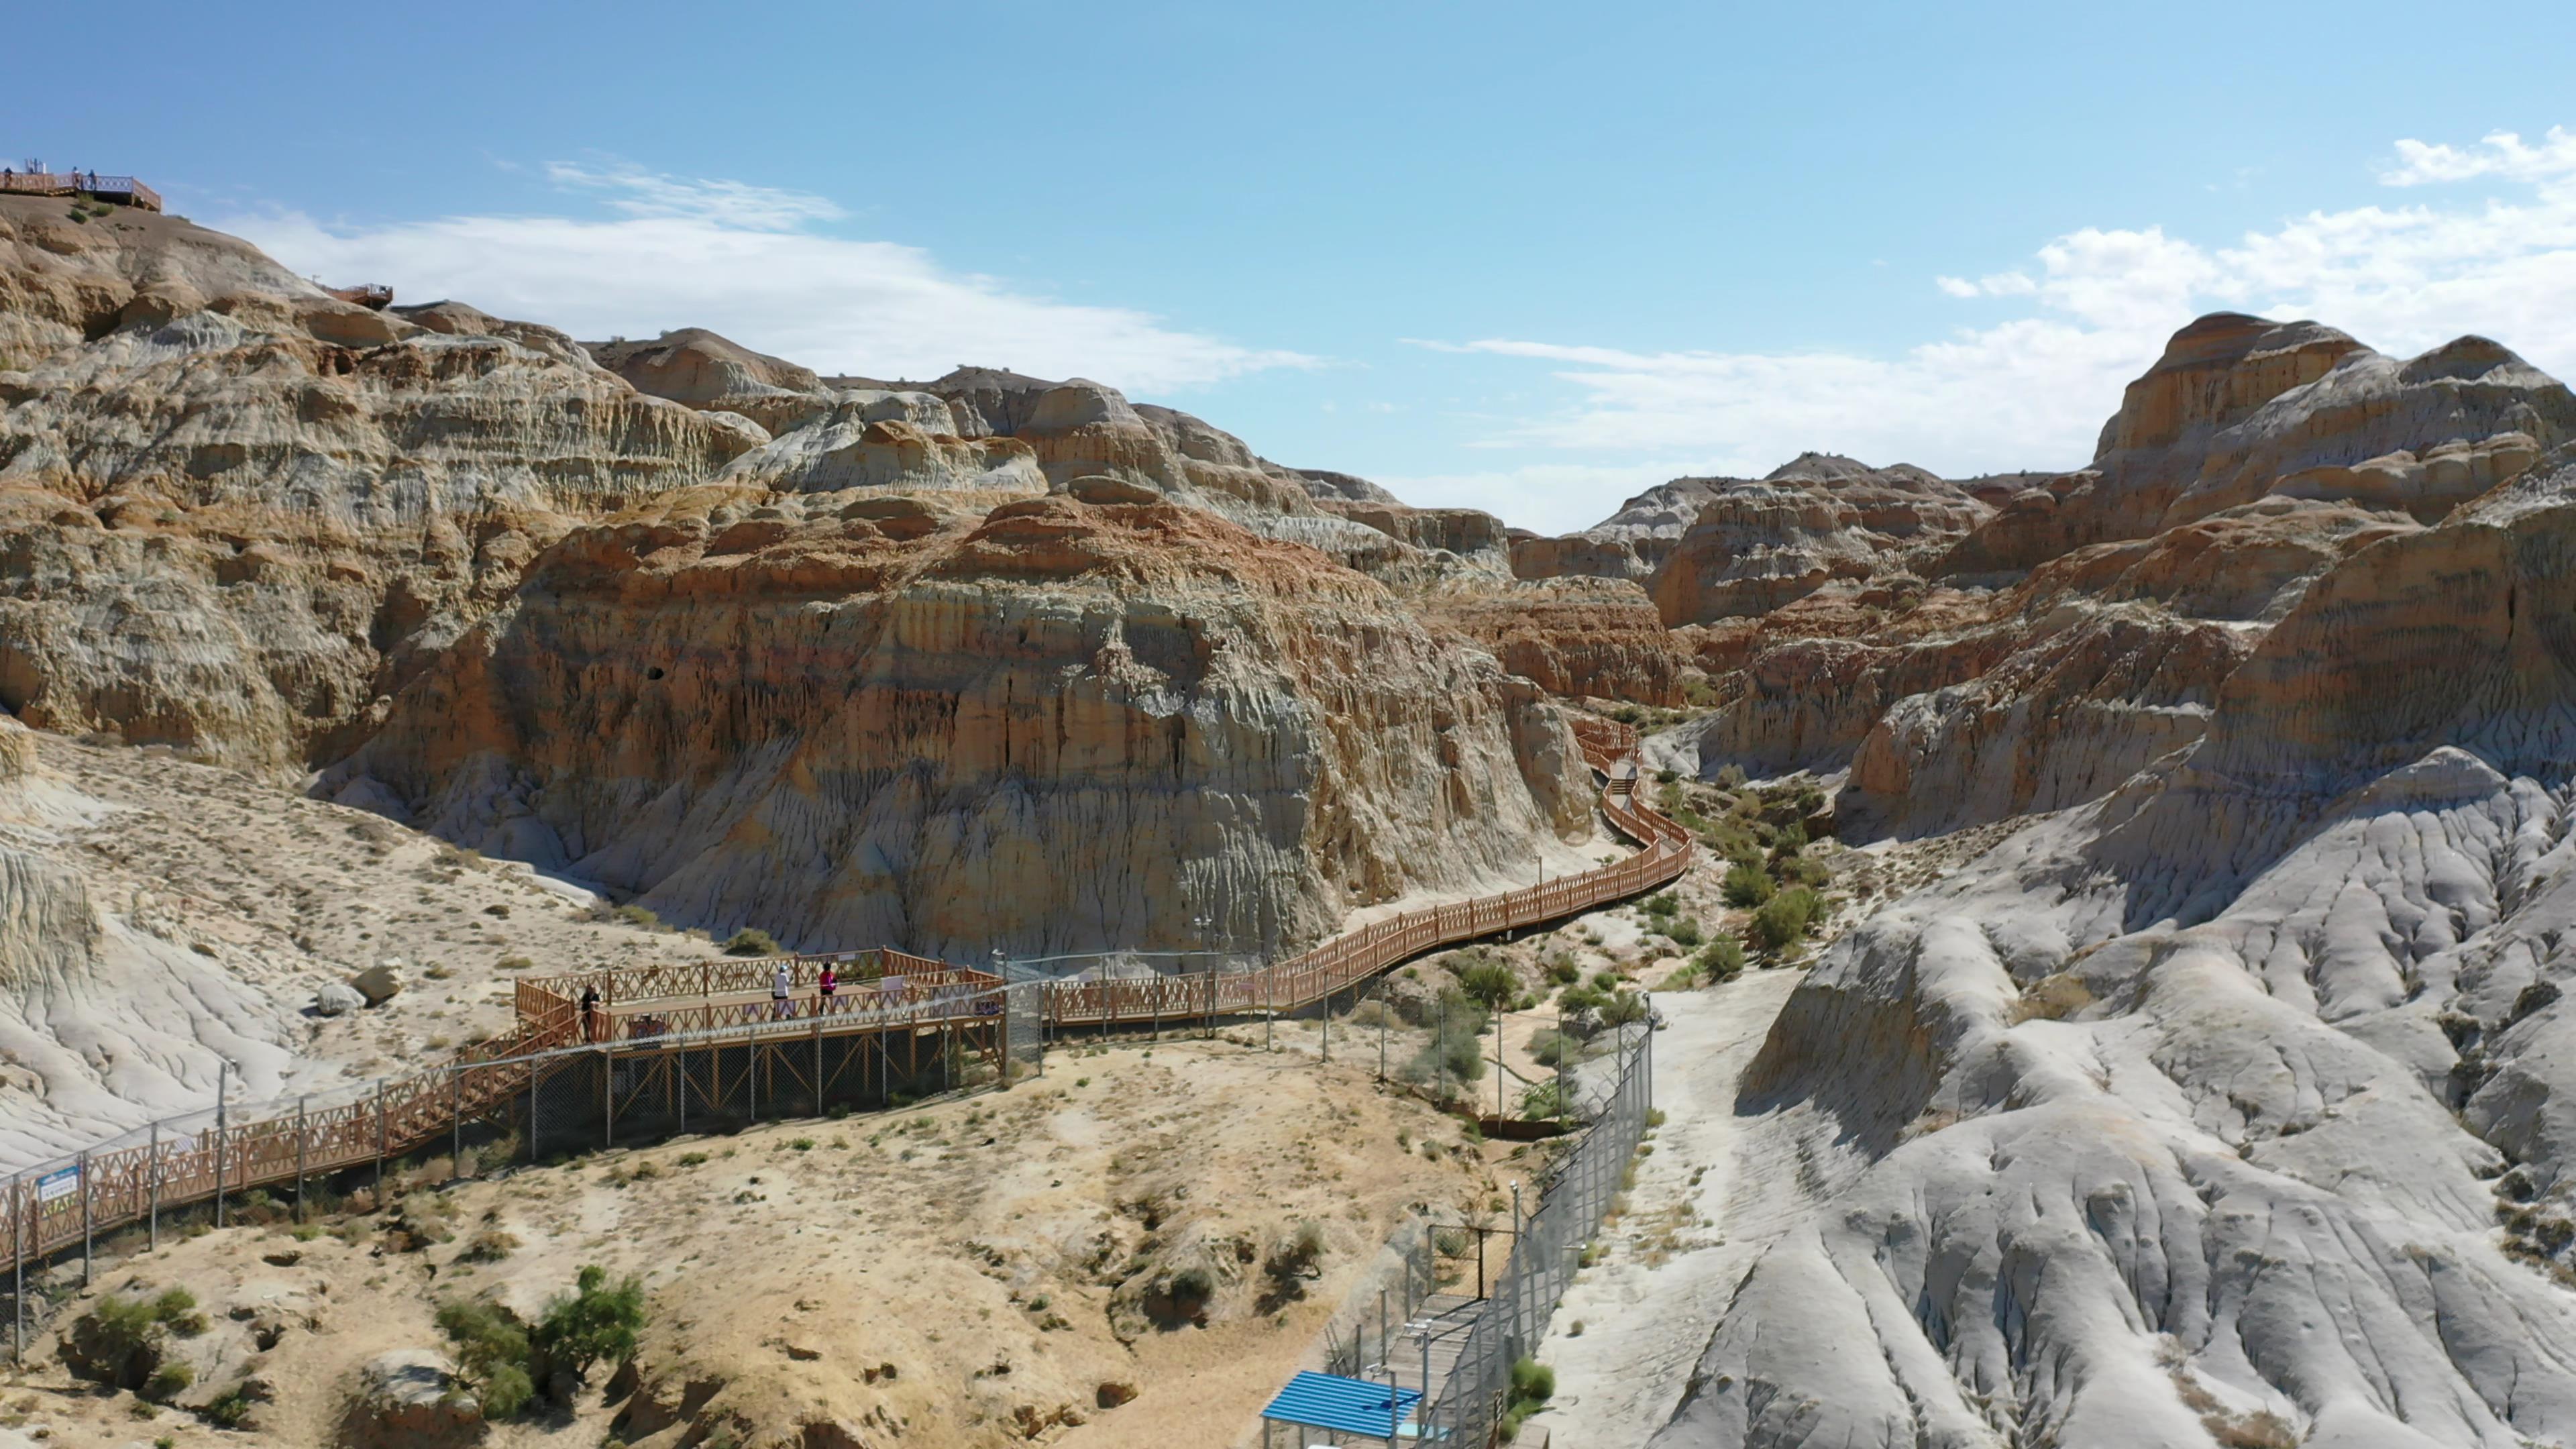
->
1, 1030, 1505, 1449
1523, 970, 1805, 1448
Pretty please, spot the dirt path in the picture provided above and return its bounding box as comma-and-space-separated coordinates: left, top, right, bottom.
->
1523, 967, 1806, 1449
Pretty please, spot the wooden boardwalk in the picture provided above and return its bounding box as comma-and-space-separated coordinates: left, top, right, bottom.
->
5, 720, 1688, 1272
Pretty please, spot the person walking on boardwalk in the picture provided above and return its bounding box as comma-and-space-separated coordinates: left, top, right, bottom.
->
772, 961, 793, 1020
817, 962, 838, 1016
580, 983, 601, 1042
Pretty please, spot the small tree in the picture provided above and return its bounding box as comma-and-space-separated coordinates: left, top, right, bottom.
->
437, 1298, 533, 1417
532, 1266, 647, 1387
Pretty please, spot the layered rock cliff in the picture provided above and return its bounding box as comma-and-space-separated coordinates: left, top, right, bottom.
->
1659, 460, 2576, 1449
0, 197, 759, 774
321, 487, 1589, 959
1646, 317, 2574, 838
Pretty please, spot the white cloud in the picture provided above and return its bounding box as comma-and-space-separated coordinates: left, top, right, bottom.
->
215, 166, 1314, 394
2381, 127, 2576, 186
1430, 128, 2576, 508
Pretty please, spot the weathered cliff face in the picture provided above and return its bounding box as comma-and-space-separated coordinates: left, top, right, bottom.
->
1664, 317, 2571, 840
1661, 463, 2576, 1449
1645, 454, 1992, 627
321, 488, 1588, 959
0, 198, 759, 773
1427, 576, 1686, 706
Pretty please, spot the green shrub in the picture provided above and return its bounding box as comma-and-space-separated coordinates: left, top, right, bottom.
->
201, 1391, 253, 1428
435, 1297, 533, 1416
1590, 970, 1619, 992
143, 1362, 193, 1403
1721, 863, 1774, 908
722, 927, 780, 957
1455, 961, 1517, 1010
1519, 1079, 1566, 1119
1529, 1029, 1574, 1067
1544, 953, 1580, 985
1642, 892, 1678, 918
73, 1293, 170, 1389
1748, 887, 1823, 951
1666, 916, 1703, 949
1770, 822, 1809, 858
611, 904, 658, 930
1502, 1356, 1557, 1437
1402, 991, 1489, 1088
1696, 938, 1747, 981
1715, 764, 1748, 789
1598, 991, 1650, 1029
533, 1265, 648, 1385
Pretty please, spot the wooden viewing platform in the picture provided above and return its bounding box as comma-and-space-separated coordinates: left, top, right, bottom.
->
0, 172, 162, 211
4, 720, 1688, 1273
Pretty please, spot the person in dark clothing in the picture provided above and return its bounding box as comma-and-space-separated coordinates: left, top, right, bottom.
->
580, 983, 602, 1041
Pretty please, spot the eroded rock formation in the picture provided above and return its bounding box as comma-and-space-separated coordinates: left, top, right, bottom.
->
321, 487, 1589, 959
1661, 462, 2576, 1448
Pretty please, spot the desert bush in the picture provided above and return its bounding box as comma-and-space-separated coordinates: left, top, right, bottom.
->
1454, 960, 1517, 1010
1666, 916, 1703, 948
1721, 863, 1774, 908
722, 928, 780, 957
1501, 1356, 1556, 1437
1642, 892, 1678, 918
1402, 991, 1489, 1088
533, 1265, 648, 1386
142, 1362, 193, 1403
69, 1289, 202, 1390
611, 904, 658, 930
435, 1297, 533, 1417
1696, 938, 1747, 982
1597, 990, 1650, 1029
1748, 887, 1823, 951
1715, 763, 1748, 788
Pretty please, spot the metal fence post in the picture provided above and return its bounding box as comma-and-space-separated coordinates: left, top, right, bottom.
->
528, 1063, 540, 1166
374, 1079, 388, 1204
451, 1068, 463, 1177
604, 1045, 616, 1150
294, 1097, 308, 1223
147, 1120, 160, 1252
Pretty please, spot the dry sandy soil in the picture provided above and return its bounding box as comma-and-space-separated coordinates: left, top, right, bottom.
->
1, 1026, 1513, 1449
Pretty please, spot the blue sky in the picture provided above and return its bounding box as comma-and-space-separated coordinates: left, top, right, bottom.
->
11, 2, 2575, 531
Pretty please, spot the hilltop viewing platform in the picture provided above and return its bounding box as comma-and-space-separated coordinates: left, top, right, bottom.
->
0, 170, 161, 211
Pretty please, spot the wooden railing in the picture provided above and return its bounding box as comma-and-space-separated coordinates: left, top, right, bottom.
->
0, 172, 162, 211
3, 719, 1683, 1272
1043, 720, 1689, 1026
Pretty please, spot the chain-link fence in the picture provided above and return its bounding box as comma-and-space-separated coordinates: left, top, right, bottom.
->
1416, 1018, 1654, 1446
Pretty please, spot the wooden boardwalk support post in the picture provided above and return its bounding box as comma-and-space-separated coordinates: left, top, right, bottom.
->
375, 1079, 389, 1203
451, 1069, 463, 1177
78, 1151, 92, 1288
294, 1097, 308, 1222
602, 1045, 614, 1150
147, 1120, 159, 1251
213, 1061, 229, 1228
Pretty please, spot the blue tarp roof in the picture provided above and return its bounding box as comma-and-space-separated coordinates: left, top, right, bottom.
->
1262, 1371, 1421, 1436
